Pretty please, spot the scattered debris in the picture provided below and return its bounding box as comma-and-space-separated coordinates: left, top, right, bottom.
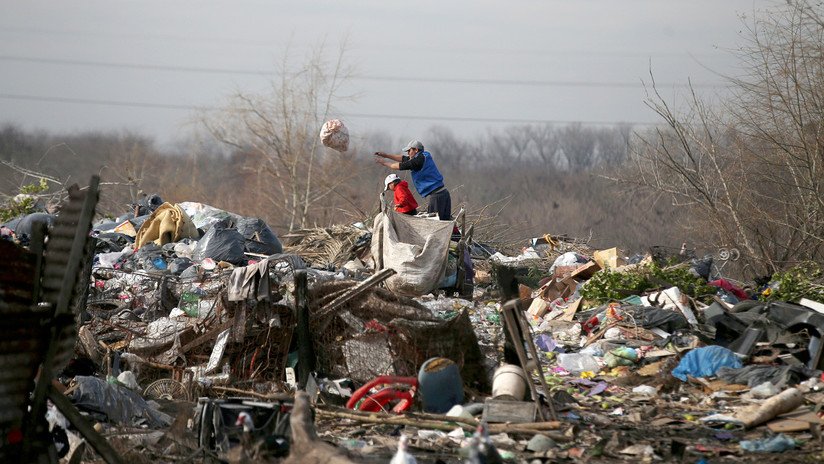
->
3, 181, 824, 462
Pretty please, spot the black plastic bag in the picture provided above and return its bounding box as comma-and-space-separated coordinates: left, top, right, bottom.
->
11, 212, 55, 236
691, 256, 713, 280
236, 217, 282, 255
192, 225, 246, 264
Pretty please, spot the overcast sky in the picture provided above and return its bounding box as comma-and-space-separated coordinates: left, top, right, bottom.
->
0, 0, 773, 146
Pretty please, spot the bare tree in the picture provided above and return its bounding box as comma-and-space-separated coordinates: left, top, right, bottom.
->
201, 41, 357, 231
623, 0, 824, 274
560, 122, 597, 170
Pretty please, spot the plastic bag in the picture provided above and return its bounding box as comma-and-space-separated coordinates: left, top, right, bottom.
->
192, 225, 246, 265
319, 119, 349, 152
556, 353, 600, 374
68, 376, 171, 427
236, 217, 283, 255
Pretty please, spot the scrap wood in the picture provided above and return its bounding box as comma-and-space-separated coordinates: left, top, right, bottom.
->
314, 269, 397, 333
689, 377, 748, 394
180, 319, 233, 354
559, 297, 581, 322
616, 325, 656, 342
99, 319, 145, 337
316, 406, 565, 436
208, 385, 294, 401
584, 322, 616, 347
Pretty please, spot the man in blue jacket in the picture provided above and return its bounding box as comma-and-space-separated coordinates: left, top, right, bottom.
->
375, 140, 452, 221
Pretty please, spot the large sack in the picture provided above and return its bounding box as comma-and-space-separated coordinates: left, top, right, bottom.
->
236, 216, 283, 255
319, 119, 349, 152
8, 212, 55, 236
371, 202, 453, 296
134, 203, 198, 249
192, 225, 246, 265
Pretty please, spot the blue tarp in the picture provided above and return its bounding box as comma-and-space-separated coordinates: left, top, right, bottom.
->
672, 345, 743, 381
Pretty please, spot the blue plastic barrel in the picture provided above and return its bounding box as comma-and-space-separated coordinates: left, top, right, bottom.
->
417, 357, 464, 413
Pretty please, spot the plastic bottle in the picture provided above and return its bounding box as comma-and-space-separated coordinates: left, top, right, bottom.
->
180, 288, 204, 317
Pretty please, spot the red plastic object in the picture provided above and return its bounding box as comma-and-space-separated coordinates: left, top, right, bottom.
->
346, 375, 418, 414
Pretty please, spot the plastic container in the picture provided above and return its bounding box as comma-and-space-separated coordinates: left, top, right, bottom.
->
417, 358, 464, 413
492, 364, 528, 400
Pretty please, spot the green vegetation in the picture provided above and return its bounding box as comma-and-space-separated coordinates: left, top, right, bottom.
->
580, 263, 716, 304
0, 178, 48, 223
764, 264, 824, 303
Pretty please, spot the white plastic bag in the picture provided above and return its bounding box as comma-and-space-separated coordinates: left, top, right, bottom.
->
319, 119, 349, 152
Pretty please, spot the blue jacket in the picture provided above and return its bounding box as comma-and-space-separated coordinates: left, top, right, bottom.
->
410, 151, 444, 197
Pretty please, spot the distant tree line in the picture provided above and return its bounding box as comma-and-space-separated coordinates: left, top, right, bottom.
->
0, 120, 680, 258
10, 1, 822, 279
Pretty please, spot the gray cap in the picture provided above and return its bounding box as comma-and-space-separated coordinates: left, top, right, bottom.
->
402, 140, 424, 152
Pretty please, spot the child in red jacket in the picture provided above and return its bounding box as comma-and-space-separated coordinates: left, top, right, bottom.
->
384, 174, 418, 215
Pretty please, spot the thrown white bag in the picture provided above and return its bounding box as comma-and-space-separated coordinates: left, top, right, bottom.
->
319, 119, 349, 152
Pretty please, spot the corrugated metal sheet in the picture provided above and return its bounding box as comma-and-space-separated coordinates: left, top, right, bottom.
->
0, 241, 45, 429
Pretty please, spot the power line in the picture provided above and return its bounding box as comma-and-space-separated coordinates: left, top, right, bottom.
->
0, 92, 660, 126
0, 93, 207, 110
0, 54, 730, 89
0, 25, 729, 60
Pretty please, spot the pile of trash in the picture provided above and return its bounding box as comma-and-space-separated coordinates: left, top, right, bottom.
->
4, 189, 824, 463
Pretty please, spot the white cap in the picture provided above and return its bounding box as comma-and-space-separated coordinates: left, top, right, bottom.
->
384, 173, 400, 190
402, 140, 424, 152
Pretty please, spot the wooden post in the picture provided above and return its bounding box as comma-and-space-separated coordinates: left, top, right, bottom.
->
294, 270, 315, 389
501, 299, 558, 421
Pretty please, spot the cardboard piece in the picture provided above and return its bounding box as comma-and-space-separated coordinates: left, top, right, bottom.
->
592, 248, 625, 270
518, 284, 533, 301
527, 298, 549, 317
559, 298, 582, 322
767, 410, 823, 433
569, 261, 601, 280
114, 219, 137, 237
539, 277, 577, 302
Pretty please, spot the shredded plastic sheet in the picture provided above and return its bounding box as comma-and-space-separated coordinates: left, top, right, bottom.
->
319, 119, 349, 152
178, 201, 242, 231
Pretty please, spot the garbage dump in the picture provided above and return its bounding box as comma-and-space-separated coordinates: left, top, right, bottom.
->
4, 181, 824, 463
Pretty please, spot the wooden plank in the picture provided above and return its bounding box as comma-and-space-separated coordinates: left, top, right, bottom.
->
501, 301, 546, 421
180, 319, 233, 354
